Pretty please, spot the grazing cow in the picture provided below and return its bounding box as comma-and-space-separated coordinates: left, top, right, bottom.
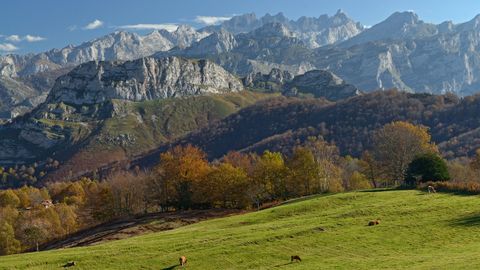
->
428, 185, 437, 194
291, 255, 302, 262
368, 220, 380, 226
179, 256, 187, 266
63, 261, 76, 268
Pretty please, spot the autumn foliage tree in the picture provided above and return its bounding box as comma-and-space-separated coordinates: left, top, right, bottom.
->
252, 151, 287, 201
157, 144, 212, 209
0, 140, 377, 256
372, 121, 438, 186
286, 146, 319, 196
0, 221, 20, 255
201, 163, 249, 208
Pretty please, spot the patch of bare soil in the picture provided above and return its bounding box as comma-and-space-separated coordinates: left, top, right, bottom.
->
39, 209, 245, 251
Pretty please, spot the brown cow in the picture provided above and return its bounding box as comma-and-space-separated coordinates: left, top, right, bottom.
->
368, 220, 380, 226
291, 255, 302, 262
428, 185, 437, 194
179, 256, 187, 266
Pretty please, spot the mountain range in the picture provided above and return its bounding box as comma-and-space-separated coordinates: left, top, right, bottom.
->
4, 10, 480, 183
6, 11, 480, 120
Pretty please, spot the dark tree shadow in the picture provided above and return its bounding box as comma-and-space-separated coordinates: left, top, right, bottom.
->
451, 214, 480, 226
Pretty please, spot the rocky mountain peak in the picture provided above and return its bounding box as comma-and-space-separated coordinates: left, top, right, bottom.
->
457, 14, 480, 31
201, 29, 238, 53
159, 24, 209, 48
261, 12, 290, 25
202, 11, 363, 48
144, 30, 163, 38
438, 20, 454, 33
215, 13, 259, 34
243, 68, 294, 91
385, 11, 420, 26
161, 29, 237, 57
331, 9, 350, 23
46, 56, 244, 106
251, 22, 293, 38
339, 10, 435, 47
284, 70, 361, 101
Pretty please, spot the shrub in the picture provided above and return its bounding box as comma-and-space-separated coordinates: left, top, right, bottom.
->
405, 153, 450, 186
418, 181, 480, 195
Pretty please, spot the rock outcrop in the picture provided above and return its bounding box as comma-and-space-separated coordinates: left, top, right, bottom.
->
47, 57, 244, 105
243, 68, 294, 92
243, 68, 360, 101
0, 55, 246, 167
284, 70, 361, 101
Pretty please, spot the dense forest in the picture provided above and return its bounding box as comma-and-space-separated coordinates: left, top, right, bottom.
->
154, 90, 478, 160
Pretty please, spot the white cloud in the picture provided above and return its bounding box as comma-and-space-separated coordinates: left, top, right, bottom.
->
195, 16, 231, 25
83, 19, 104, 30
0, 43, 19, 52
118, 23, 179, 32
24, 35, 46, 42
4, 34, 46, 43
6, 35, 21, 42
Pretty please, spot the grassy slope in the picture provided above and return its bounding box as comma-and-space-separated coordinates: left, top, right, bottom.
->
102, 91, 273, 155
2, 190, 480, 269
46, 91, 274, 180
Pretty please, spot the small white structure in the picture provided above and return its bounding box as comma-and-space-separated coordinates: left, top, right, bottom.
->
41, 200, 54, 209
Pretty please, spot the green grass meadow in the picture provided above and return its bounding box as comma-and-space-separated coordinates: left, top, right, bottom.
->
2, 190, 480, 269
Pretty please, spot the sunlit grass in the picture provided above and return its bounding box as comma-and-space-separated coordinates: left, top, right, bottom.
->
2, 190, 480, 269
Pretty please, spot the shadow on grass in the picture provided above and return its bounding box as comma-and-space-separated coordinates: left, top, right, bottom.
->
274, 262, 293, 267
162, 265, 178, 270
451, 214, 480, 227
280, 193, 336, 206
416, 189, 480, 197
359, 188, 398, 193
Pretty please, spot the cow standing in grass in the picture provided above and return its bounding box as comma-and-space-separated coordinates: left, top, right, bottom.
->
179, 256, 187, 266
368, 220, 380, 226
428, 185, 437, 193
291, 255, 302, 262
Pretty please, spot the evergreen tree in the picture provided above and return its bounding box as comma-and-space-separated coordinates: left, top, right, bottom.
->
405, 153, 450, 186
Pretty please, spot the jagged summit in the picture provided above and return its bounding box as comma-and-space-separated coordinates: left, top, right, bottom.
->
177, 29, 238, 55
457, 14, 480, 31
339, 10, 435, 47
46, 56, 244, 105
249, 22, 294, 38
385, 11, 420, 25
202, 11, 363, 48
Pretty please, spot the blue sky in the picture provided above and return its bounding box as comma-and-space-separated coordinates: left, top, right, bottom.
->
2, 0, 480, 54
